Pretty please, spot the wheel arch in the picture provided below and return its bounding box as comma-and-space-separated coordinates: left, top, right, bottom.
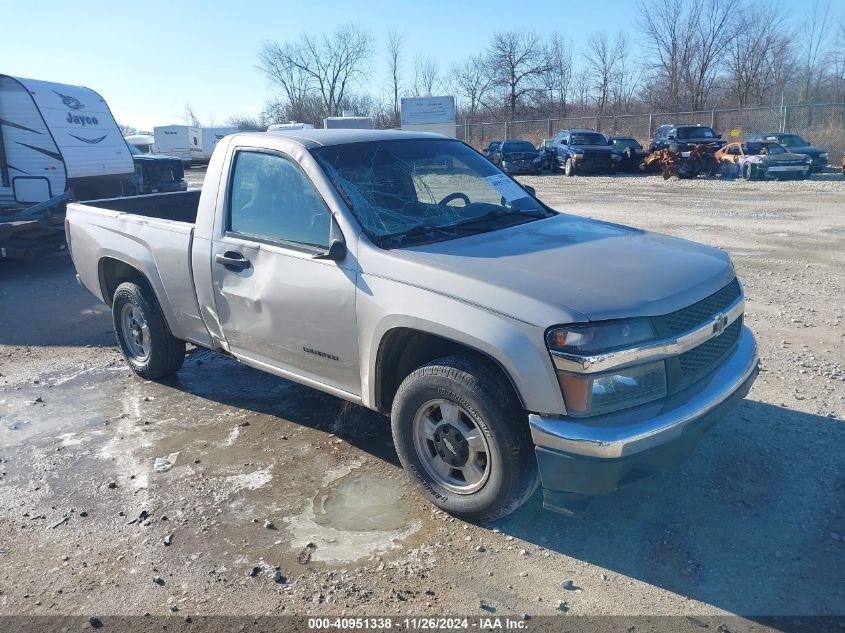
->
373, 326, 528, 416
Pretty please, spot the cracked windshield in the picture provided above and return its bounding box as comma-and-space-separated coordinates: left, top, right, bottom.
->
313, 139, 547, 246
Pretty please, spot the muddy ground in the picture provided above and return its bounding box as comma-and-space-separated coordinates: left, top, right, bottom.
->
0, 169, 843, 620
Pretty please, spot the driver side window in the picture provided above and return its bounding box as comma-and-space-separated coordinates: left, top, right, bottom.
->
229, 151, 331, 249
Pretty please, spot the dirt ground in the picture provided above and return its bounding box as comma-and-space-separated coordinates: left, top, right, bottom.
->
0, 168, 843, 622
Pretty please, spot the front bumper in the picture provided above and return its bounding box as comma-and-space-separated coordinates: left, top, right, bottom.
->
529, 325, 758, 511
501, 161, 541, 174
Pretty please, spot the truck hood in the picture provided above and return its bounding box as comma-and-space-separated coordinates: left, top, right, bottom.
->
785, 145, 824, 157
367, 213, 735, 326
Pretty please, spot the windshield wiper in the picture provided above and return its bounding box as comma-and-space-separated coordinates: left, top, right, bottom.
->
452, 208, 549, 228
379, 222, 480, 246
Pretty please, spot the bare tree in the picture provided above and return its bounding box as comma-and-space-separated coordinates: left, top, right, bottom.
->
258, 23, 372, 119
798, 0, 833, 102
182, 103, 202, 127
583, 32, 627, 114
413, 55, 441, 96
638, 0, 736, 110
540, 33, 573, 117
117, 122, 137, 136
573, 69, 591, 114
726, 4, 794, 107
452, 55, 492, 120
386, 30, 404, 125
485, 30, 551, 119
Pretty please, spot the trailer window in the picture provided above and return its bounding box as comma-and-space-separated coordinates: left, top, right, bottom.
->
228, 151, 330, 249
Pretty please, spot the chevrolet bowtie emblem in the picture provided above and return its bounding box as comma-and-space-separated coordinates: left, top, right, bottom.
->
712, 313, 729, 335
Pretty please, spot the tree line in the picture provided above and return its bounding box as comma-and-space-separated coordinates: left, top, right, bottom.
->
227, 0, 845, 130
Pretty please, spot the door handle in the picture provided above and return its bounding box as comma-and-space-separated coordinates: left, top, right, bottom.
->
215, 251, 251, 272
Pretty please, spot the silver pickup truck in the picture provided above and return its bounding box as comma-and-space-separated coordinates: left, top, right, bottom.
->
66, 130, 758, 519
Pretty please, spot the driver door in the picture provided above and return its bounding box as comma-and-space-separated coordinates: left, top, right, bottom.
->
209, 149, 360, 396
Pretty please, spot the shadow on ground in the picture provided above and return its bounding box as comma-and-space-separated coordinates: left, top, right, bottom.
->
497, 399, 845, 616
0, 253, 113, 347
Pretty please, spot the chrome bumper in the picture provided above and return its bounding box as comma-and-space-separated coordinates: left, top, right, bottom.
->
529, 325, 758, 459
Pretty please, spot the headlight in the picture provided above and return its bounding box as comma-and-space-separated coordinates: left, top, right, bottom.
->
547, 319, 655, 354
557, 361, 667, 417
573, 153, 584, 160
548, 320, 667, 416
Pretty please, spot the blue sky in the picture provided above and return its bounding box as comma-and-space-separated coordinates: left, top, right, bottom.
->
1, 1, 815, 130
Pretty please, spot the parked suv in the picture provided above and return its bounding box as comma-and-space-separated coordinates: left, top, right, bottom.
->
552, 129, 618, 176
649, 124, 725, 153
746, 133, 828, 171
126, 143, 188, 195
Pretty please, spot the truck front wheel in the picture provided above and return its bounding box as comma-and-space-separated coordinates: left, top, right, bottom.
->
112, 281, 185, 379
564, 158, 576, 177
391, 356, 539, 521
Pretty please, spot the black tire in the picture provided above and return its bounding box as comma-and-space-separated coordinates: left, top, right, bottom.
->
564, 157, 575, 177
391, 355, 539, 521
112, 281, 185, 380
743, 163, 755, 181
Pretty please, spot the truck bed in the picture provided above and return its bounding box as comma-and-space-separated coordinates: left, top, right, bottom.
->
81, 190, 200, 224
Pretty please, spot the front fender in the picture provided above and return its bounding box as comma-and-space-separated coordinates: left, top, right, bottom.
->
357, 274, 566, 415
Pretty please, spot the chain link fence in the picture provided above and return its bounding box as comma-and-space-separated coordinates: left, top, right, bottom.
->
456, 103, 845, 165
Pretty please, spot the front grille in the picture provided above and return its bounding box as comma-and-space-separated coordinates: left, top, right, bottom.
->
673, 317, 742, 391
654, 278, 743, 393
655, 278, 741, 337
581, 151, 612, 170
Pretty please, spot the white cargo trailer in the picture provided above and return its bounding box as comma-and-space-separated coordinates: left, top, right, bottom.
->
153, 125, 202, 165
267, 122, 314, 132
323, 116, 374, 130
201, 126, 237, 161
125, 134, 155, 154
0, 74, 134, 207
401, 96, 456, 138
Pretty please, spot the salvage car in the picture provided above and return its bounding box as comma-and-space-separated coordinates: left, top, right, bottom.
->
482, 140, 502, 161
649, 124, 725, 154
490, 139, 542, 175
715, 141, 812, 180
66, 130, 758, 519
552, 129, 619, 176
746, 133, 828, 172
126, 142, 188, 195
607, 136, 646, 172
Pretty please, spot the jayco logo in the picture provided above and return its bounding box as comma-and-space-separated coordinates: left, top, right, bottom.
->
53, 91, 84, 110
66, 112, 99, 127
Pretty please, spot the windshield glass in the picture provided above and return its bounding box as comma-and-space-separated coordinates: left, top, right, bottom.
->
777, 134, 807, 147
569, 133, 607, 145
312, 139, 549, 247
126, 142, 141, 156
501, 141, 536, 153
677, 127, 716, 139
610, 138, 640, 149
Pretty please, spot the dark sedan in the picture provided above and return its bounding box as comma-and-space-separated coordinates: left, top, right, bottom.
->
482, 140, 502, 161
746, 133, 828, 171
491, 139, 542, 175
608, 136, 646, 171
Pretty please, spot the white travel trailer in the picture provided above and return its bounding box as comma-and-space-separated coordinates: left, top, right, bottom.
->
125, 134, 155, 154
153, 125, 202, 165
201, 126, 237, 161
0, 74, 134, 207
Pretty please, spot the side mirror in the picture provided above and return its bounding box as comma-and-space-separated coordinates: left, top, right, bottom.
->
313, 238, 346, 261
523, 184, 536, 197
717, 133, 723, 139
313, 216, 347, 261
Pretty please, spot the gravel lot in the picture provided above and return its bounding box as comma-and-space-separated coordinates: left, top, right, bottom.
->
1, 170, 843, 623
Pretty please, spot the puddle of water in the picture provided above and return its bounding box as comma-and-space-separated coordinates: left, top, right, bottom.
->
284, 468, 420, 563
314, 475, 412, 532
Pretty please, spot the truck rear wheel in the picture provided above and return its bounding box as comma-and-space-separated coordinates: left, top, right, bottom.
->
112, 281, 185, 379
391, 356, 539, 521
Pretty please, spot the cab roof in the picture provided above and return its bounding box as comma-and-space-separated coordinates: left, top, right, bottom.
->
231, 128, 450, 150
